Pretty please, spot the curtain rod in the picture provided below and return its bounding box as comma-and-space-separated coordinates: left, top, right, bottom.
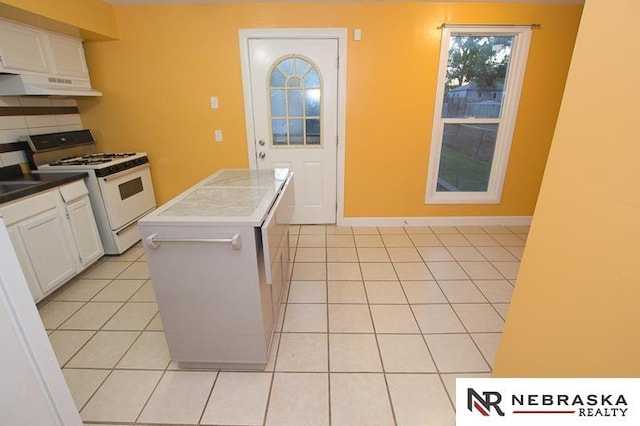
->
437, 23, 541, 30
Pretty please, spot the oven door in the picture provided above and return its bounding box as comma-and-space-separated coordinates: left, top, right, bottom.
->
97, 163, 156, 230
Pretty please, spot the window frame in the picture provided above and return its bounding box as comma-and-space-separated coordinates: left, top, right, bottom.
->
266, 54, 324, 149
425, 25, 532, 204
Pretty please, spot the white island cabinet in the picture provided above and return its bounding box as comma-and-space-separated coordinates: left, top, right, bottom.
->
139, 169, 294, 370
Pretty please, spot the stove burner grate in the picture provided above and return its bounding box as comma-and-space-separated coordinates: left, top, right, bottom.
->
48, 152, 137, 166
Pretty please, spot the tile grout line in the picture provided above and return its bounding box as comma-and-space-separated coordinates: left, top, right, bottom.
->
196, 369, 221, 426
133, 368, 167, 424
360, 229, 399, 426
325, 229, 333, 426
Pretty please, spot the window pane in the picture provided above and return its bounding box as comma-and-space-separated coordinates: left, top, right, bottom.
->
278, 58, 294, 77
287, 89, 303, 117
289, 119, 304, 145
436, 123, 498, 192
270, 89, 286, 117
268, 55, 323, 149
269, 69, 286, 87
295, 58, 311, 76
305, 119, 321, 145
287, 77, 301, 88
303, 69, 320, 87
442, 35, 513, 119
272, 119, 287, 145
305, 89, 320, 116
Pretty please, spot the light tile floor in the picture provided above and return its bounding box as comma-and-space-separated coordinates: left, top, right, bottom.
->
38, 224, 525, 425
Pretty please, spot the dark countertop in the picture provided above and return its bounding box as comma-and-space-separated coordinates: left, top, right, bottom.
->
0, 165, 88, 204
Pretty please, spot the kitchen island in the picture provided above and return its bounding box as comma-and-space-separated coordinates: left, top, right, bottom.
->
139, 168, 294, 370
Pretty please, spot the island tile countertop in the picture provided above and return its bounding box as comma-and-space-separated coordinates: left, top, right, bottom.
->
142, 168, 290, 226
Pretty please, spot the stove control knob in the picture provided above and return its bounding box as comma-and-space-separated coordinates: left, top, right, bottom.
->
258, 151, 266, 160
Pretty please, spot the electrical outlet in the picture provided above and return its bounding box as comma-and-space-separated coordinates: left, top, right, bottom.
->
214, 130, 223, 142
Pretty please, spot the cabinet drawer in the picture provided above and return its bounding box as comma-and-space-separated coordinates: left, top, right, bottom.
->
0, 190, 57, 226
59, 180, 88, 203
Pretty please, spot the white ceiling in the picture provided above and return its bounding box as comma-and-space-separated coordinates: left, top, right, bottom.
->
105, 0, 584, 5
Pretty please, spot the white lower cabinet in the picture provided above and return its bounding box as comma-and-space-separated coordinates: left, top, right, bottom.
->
0, 180, 104, 302
60, 183, 103, 267
16, 207, 77, 296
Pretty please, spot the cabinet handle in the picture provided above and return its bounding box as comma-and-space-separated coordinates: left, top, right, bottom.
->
145, 233, 242, 250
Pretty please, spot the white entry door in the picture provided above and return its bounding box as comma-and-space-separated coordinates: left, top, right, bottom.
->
243, 35, 340, 224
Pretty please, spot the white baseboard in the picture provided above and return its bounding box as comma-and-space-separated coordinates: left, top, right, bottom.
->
337, 216, 533, 227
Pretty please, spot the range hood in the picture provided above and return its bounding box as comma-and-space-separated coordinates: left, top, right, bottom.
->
0, 74, 102, 97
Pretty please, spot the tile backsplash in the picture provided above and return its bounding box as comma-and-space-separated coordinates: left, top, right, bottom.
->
0, 96, 83, 168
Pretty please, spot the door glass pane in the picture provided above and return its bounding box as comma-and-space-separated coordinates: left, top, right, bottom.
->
270, 89, 286, 117
303, 69, 320, 88
287, 77, 301, 88
305, 119, 321, 145
305, 89, 320, 116
295, 58, 311, 75
272, 119, 287, 145
289, 119, 304, 145
287, 89, 303, 117
269, 69, 286, 87
436, 123, 498, 192
442, 35, 513, 119
278, 58, 294, 76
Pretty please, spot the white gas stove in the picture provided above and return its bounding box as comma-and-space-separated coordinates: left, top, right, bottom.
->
29, 130, 156, 254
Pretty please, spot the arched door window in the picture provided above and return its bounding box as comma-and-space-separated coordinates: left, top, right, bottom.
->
268, 56, 322, 147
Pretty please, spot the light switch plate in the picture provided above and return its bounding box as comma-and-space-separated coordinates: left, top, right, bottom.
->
210, 97, 219, 109
214, 130, 223, 142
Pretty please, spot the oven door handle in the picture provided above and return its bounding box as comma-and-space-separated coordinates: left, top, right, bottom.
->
101, 163, 151, 182
145, 233, 243, 250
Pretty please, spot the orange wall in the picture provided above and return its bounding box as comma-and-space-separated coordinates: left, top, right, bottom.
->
493, 0, 640, 377
0, 0, 118, 40
76, 2, 581, 213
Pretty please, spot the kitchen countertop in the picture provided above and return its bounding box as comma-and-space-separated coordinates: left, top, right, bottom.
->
0, 165, 89, 204
141, 168, 290, 226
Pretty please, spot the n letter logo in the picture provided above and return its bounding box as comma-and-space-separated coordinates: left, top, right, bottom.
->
467, 388, 505, 416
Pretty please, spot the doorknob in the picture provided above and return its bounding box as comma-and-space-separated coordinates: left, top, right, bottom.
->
258, 139, 266, 146
258, 151, 266, 159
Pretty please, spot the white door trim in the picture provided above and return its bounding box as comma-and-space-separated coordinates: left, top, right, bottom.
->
239, 28, 347, 224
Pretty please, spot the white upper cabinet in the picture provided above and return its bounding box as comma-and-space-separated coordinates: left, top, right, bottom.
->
47, 33, 89, 80
0, 17, 91, 80
0, 19, 51, 74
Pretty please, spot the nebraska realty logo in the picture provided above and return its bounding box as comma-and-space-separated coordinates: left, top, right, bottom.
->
456, 378, 640, 425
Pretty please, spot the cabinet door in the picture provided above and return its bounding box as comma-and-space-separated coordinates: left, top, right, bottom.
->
47, 34, 89, 79
65, 196, 104, 267
5, 225, 43, 302
0, 19, 51, 74
18, 208, 77, 295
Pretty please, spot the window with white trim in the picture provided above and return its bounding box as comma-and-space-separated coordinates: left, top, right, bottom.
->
426, 26, 532, 204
